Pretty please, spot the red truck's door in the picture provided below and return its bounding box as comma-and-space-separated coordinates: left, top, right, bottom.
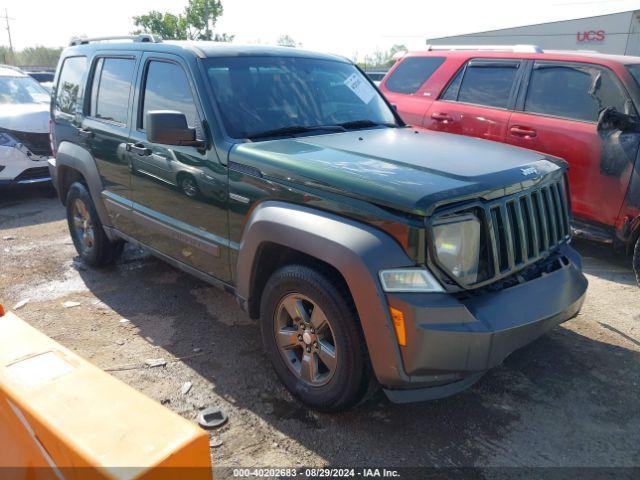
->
423, 59, 523, 143
506, 60, 638, 228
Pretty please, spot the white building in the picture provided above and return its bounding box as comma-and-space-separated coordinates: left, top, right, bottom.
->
427, 10, 640, 56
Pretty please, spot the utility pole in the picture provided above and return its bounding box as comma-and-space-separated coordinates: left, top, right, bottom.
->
204, 1, 211, 40
1, 9, 15, 65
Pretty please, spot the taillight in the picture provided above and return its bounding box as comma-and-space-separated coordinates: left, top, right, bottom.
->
49, 119, 56, 157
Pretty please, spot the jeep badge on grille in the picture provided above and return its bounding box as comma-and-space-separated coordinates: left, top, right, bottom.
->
521, 167, 539, 176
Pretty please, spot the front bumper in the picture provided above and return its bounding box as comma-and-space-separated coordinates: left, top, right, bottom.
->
0, 146, 52, 186
383, 244, 588, 402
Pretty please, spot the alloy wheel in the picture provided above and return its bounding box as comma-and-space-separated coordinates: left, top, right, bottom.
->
181, 176, 198, 197
72, 199, 95, 254
273, 293, 338, 386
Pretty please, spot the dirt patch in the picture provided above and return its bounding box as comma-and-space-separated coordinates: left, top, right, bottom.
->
1, 187, 638, 472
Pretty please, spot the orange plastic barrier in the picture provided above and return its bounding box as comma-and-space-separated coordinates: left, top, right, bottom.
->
0, 311, 212, 480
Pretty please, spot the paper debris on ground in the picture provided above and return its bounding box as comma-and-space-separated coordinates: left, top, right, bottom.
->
62, 301, 81, 309
181, 381, 193, 395
145, 358, 167, 368
13, 298, 30, 310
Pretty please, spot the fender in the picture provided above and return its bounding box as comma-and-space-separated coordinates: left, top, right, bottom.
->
54, 141, 112, 229
236, 201, 417, 387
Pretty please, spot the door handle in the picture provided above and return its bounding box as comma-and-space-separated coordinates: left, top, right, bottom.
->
510, 126, 537, 138
126, 142, 152, 156
78, 127, 94, 139
431, 112, 453, 122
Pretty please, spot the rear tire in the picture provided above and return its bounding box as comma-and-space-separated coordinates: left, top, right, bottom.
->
260, 264, 372, 411
66, 182, 123, 267
633, 236, 640, 287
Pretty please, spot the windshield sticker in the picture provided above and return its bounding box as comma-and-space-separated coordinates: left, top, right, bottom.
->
344, 73, 376, 104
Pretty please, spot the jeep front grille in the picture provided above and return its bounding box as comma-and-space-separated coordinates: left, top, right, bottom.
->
430, 175, 571, 289
488, 177, 570, 274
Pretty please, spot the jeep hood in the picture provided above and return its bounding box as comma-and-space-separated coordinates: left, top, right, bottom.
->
0, 103, 50, 133
230, 128, 563, 215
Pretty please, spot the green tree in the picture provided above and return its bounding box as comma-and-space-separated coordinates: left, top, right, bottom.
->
17, 46, 63, 67
183, 0, 223, 39
132, 11, 188, 40
276, 35, 301, 48
0, 45, 61, 67
358, 44, 407, 70
133, 0, 233, 41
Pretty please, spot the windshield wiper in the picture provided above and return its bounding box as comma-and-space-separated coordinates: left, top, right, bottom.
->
337, 120, 398, 130
246, 125, 346, 140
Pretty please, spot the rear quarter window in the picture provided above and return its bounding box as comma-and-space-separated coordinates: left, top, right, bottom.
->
385, 57, 445, 94
54, 56, 87, 117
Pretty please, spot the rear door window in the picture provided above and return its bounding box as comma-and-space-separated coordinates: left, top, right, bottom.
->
441, 60, 520, 109
524, 61, 632, 122
385, 57, 445, 94
140, 60, 202, 138
90, 57, 136, 125
54, 56, 86, 117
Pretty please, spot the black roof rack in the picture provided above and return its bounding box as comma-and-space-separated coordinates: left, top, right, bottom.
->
69, 34, 163, 46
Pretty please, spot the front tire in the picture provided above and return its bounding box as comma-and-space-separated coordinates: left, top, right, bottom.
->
66, 182, 123, 267
633, 236, 640, 287
260, 264, 372, 411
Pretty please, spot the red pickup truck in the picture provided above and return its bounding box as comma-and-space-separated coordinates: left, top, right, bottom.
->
380, 46, 640, 285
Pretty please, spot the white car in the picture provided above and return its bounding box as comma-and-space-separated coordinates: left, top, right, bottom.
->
0, 65, 53, 186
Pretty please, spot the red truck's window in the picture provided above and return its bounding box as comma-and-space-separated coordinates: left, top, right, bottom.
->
385, 57, 445, 94
627, 64, 640, 86
525, 63, 630, 122
442, 61, 519, 109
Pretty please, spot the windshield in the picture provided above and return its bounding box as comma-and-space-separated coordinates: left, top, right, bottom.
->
0, 75, 50, 105
203, 56, 398, 139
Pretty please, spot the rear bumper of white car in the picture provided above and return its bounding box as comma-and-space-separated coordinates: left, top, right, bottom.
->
0, 145, 52, 186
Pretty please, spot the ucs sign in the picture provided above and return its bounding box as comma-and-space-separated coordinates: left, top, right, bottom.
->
577, 30, 606, 42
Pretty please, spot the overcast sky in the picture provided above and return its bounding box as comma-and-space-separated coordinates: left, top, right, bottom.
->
2, 0, 640, 59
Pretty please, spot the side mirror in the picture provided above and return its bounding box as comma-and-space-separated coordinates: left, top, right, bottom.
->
146, 110, 204, 147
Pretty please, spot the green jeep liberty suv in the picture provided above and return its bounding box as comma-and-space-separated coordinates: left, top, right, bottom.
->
49, 36, 588, 411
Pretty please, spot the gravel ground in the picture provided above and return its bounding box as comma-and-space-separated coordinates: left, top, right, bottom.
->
1, 185, 639, 475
